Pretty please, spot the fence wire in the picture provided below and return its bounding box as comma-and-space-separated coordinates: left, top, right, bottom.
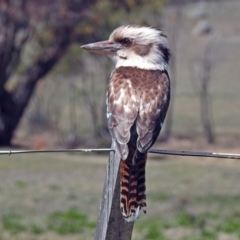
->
0, 148, 112, 155
0, 148, 240, 160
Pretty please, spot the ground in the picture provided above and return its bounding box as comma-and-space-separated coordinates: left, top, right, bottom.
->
1, 139, 240, 240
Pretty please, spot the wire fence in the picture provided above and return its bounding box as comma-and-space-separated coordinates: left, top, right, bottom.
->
1, 148, 240, 160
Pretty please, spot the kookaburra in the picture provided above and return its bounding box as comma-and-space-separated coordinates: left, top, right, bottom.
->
82, 25, 170, 222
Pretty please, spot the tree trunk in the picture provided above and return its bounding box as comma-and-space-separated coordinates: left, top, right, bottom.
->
163, 51, 176, 139
0, 32, 70, 145
200, 93, 215, 143
200, 72, 215, 144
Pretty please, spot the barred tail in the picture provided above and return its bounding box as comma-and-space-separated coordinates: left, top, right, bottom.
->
120, 146, 147, 222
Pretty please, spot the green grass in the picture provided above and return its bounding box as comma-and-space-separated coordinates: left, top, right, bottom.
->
0, 208, 95, 235
134, 209, 239, 240
47, 207, 95, 234
2, 213, 27, 233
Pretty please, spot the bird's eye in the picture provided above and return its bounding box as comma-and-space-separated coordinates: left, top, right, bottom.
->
121, 38, 132, 46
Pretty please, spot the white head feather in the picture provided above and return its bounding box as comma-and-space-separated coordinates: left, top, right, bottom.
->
109, 25, 170, 71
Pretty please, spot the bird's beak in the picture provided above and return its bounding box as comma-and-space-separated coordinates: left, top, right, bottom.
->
81, 40, 122, 55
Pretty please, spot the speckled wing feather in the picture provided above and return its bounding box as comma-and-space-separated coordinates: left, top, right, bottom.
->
136, 71, 170, 153
107, 67, 170, 155
106, 69, 139, 160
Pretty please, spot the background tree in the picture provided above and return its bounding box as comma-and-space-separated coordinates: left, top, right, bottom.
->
189, 40, 219, 143
0, 0, 165, 146
162, 7, 182, 140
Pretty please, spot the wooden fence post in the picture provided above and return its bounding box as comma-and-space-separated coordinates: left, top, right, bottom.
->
94, 141, 134, 240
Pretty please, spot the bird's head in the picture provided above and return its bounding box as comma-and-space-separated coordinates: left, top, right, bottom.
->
81, 25, 170, 71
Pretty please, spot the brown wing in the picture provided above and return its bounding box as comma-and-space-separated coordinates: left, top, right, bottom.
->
136, 72, 170, 152
107, 70, 139, 159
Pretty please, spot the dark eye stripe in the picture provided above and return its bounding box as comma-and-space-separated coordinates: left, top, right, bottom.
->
120, 38, 132, 46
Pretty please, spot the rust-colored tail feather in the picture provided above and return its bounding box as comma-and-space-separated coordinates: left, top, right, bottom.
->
120, 146, 147, 222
